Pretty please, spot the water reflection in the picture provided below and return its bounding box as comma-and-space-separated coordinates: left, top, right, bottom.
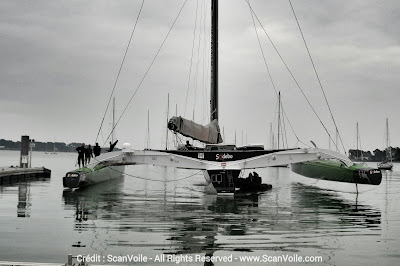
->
17, 182, 31, 217
61, 173, 381, 258
0, 152, 396, 265
62, 177, 125, 228
0, 176, 50, 218
291, 182, 381, 229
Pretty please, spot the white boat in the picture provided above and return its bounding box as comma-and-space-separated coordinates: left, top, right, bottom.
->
377, 118, 393, 170
63, 0, 362, 193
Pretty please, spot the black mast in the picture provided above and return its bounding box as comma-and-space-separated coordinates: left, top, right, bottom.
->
210, 0, 218, 122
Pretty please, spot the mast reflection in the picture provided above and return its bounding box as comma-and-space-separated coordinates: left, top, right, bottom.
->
62, 175, 381, 259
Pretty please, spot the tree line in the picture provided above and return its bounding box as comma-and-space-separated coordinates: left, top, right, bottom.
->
1, 138, 397, 160
349, 147, 399, 162
0, 139, 94, 153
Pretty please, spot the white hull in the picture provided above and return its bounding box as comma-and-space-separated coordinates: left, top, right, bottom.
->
64, 152, 127, 189
85, 152, 126, 186
85, 165, 125, 186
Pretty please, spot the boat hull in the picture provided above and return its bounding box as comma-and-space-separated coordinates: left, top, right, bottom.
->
206, 169, 272, 194
291, 160, 382, 185
63, 165, 125, 189
377, 162, 393, 170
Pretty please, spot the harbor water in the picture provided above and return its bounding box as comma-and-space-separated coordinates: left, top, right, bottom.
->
0, 150, 399, 265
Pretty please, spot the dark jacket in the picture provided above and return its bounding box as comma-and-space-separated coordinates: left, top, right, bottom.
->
93, 144, 101, 157
76, 146, 86, 157
85, 147, 93, 158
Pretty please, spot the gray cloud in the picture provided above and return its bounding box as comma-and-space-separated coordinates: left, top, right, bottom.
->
0, 0, 399, 152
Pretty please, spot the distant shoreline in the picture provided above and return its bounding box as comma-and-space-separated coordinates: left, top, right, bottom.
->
0, 139, 120, 153
1, 138, 396, 162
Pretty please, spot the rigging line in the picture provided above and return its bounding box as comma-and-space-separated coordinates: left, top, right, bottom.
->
184, 0, 199, 117
246, 0, 340, 152
100, 127, 105, 144
249, 5, 302, 144
298, 139, 311, 148
280, 102, 302, 144
270, 107, 279, 148
271, 99, 279, 149
123, 167, 203, 182
282, 107, 289, 148
249, 9, 278, 99
91, 157, 202, 183
101, 0, 189, 148
358, 123, 364, 161
193, 0, 205, 121
95, 0, 145, 143
288, 0, 346, 154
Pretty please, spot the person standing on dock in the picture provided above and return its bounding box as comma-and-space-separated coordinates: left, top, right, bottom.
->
93, 143, 101, 157
85, 145, 93, 165
76, 143, 86, 168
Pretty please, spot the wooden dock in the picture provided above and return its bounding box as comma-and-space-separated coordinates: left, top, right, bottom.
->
0, 166, 51, 185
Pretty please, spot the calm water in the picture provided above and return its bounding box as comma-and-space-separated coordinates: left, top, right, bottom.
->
0, 150, 399, 265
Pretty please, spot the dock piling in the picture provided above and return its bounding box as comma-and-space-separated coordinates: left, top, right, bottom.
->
20, 135, 29, 168
67, 254, 73, 265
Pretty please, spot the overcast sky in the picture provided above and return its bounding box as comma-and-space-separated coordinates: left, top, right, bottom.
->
1, 0, 399, 153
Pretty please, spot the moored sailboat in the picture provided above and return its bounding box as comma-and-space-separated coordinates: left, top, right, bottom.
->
63, 0, 379, 193
377, 118, 393, 170
145, 0, 368, 192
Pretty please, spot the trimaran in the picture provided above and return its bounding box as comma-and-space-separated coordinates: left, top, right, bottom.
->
63, 0, 382, 192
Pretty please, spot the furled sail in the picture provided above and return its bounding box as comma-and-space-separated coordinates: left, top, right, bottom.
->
168, 116, 223, 144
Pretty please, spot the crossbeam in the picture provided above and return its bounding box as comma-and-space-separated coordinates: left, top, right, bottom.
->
92, 148, 352, 171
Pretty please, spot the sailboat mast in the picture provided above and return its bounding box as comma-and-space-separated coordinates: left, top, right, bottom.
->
335, 128, 339, 152
386, 118, 391, 162
175, 104, 178, 147
270, 122, 273, 149
112, 97, 115, 143
277, 91, 281, 149
146, 109, 150, 149
210, 0, 218, 122
166, 93, 169, 150
356, 122, 359, 161
386, 118, 388, 149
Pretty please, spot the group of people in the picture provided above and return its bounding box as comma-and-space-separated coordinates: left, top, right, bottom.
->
247, 171, 262, 185
76, 143, 102, 168
76, 140, 118, 168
